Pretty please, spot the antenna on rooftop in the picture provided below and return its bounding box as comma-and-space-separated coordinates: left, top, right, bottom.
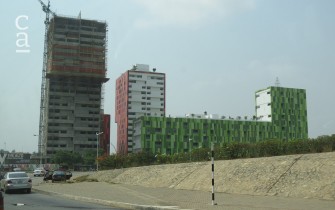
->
275, 77, 280, 87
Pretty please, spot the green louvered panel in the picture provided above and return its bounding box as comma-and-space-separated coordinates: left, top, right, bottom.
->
135, 87, 308, 155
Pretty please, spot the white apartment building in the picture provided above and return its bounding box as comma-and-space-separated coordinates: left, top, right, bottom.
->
115, 64, 166, 153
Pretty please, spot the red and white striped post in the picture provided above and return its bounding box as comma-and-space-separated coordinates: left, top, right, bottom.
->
211, 142, 216, 206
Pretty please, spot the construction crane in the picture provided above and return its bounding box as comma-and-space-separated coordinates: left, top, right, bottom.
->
37, 0, 55, 165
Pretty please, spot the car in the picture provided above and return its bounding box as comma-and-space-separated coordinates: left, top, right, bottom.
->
51, 170, 66, 182
43, 170, 72, 182
33, 169, 45, 177
0, 172, 32, 193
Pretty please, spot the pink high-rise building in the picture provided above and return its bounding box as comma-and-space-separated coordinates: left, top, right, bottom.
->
115, 64, 166, 154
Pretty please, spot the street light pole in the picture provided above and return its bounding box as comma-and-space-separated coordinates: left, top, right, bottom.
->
189, 138, 192, 161
96, 132, 103, 171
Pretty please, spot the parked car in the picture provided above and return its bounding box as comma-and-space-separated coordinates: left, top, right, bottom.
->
51, 170, 66, 182
0, 172, 32, 193
43, 170, 72, 182
13, 168, 22, 172
33, 169, 45, 177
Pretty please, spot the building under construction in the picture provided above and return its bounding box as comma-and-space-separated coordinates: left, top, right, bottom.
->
41, 15, 109, 161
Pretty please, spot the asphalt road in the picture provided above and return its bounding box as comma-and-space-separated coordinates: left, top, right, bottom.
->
3, 191, 122, 210
1, 172, 121, 210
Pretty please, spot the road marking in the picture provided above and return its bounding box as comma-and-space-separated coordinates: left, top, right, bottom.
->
13, 203, 25, 206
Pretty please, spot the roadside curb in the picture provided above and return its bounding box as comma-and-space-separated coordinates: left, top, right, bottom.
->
33, 188, 184, 210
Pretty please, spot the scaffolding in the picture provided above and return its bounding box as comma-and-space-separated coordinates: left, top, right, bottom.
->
47, 16, 108, 80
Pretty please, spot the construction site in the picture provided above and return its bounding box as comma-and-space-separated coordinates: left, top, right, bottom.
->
37, 1, 110, 162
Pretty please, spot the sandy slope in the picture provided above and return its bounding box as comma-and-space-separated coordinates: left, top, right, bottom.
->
87, 152, 335, 200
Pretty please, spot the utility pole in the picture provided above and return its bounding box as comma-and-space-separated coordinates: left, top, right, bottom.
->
96, 132, 104, 171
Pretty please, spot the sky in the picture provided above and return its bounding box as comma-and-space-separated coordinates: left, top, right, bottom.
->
0, 0, 334, 153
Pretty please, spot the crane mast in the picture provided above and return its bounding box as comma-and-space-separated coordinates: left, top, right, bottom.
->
37, 0, 55, 164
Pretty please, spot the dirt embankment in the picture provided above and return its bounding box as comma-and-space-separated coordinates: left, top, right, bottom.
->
87, 152, 335, 200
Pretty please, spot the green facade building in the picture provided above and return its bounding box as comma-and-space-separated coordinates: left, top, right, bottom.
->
133, 86, 308, 155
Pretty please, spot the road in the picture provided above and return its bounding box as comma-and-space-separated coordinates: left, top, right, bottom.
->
3, 191, 122, 210
2, 173, 122, 210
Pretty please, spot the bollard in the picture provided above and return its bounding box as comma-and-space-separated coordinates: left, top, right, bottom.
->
0, 191, 4, 210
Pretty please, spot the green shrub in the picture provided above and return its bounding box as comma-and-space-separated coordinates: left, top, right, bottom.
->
99, 135, 335, 170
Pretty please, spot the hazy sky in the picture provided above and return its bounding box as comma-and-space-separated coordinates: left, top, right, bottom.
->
1, 0, 334, 153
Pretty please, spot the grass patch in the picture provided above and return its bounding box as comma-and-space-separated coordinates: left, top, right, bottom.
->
74, 175, 98, 182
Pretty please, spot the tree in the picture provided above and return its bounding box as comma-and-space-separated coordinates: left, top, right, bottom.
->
51, 150, 83, 168
83, 150, 96, 165
82, 149, 105, 165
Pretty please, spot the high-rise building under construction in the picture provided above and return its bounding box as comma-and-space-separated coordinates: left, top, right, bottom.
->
41, 15, 109, 161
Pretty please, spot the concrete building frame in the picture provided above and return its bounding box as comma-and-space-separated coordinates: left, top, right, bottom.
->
42, 15, 109, 160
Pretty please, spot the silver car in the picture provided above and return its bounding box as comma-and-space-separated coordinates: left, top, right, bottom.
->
0, 172, 32, 193
33, 169, 45, 177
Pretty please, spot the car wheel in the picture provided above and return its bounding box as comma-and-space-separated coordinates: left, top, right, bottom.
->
26, 189, 31, 193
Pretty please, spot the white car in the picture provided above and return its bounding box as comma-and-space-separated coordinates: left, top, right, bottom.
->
0, 172, 32, 193
33, 169, 45, 177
